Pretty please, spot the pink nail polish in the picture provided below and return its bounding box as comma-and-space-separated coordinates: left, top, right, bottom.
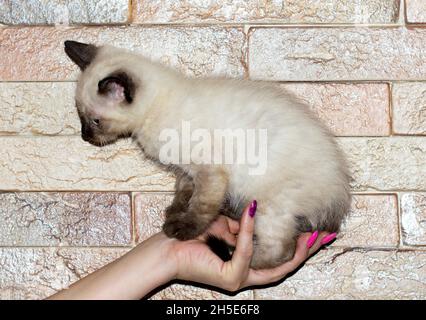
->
249, 200, 257, 218
321, 233, 337, 245
306, 231, 319, 248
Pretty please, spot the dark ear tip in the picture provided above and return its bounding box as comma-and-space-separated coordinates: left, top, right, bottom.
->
64, 40, 72, 52
64, 41, 98, 70
64, 40, 79, 54
64, 40, 86, 49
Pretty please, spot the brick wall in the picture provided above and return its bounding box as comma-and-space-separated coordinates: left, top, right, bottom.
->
0, 0, 425, 300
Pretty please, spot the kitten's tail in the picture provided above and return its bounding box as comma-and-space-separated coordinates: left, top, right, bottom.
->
206, 235, 233, 262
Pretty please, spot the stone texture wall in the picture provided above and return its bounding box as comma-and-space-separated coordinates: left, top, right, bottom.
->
0, 0, 425, 300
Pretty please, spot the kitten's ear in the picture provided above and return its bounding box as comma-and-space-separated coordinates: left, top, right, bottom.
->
98, 72, 135, 104
64, 40, 98, 70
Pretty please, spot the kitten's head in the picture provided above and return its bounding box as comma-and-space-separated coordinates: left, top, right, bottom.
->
64, 40, 139, 146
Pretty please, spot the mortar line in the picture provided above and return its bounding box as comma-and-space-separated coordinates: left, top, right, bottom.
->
2, 22, 424, 28
0, 245, 423, 251
2, 79, 426, 84
396, 192, 403, 247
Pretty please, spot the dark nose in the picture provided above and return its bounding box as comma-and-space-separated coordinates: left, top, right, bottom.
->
81, 134, 90, 142
81, 123, 92, 142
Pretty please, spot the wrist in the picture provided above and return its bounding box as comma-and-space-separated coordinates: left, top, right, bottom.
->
146, 232, 179, 283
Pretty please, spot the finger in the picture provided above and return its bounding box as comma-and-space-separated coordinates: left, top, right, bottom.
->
202, 230, 237, 246
308, 231, 331, 256
213, 216, 238, 246
198, 216, 230, 241
227, 218, 240, 234
245, 233, 311, 286
221, 231, 237, 247
230, 200, 257, 273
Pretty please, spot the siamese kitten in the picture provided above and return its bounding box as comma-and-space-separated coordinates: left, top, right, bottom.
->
64, 40, 351, 269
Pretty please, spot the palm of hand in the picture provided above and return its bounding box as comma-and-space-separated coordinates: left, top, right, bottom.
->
169, 212, 330, 292
172, 216, 238, 283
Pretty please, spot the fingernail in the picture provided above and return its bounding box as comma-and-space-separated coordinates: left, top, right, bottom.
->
249, 200, 257, 218
320, 233, 337, 245
306, 231, 319, 248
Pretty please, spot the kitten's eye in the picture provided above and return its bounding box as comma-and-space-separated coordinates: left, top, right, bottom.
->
92, 119, 100, 126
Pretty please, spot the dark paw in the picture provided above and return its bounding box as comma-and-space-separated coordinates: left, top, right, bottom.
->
163, 213, 206, 240
165, 203, 181, 218
165, 192, 192, 218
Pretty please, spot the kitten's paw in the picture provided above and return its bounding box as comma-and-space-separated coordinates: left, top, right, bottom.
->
165, 191, 192, 217
165, 203, 181, 217
163, 213, 206, 241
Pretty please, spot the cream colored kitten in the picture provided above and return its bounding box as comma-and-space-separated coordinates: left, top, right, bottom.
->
64, 41, 351, 269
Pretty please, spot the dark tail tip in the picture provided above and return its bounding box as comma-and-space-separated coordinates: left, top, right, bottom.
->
206, 235, 233, 262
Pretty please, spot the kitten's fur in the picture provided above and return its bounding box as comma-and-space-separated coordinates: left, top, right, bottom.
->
64, 41, 351, 269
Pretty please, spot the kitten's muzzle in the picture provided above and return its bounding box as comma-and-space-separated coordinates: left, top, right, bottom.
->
81, 133, 91, 142
81, 123, 93, 142
81, 125, 102, 146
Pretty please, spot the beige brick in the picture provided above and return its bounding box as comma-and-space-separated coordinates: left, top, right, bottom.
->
340, 137, 426, 191
134, 193, 173, 243
336, 195, 398, 247
401, 193, 426, 246
135, 193, 398, 248
392, 82, 426, 135
254, 249, 426, 299
0, 82, 79, 135
1, 137, 424, 192
281, 83, 390, 136
0, 26, 246, 81
0, 137, 175, 191
0, 82, 391, 137
0, 248, 128, 300
0, 192, 131, 246
150, 283, 253, 300
0, 245, 248, 300
0, 0, 129, 25
133, 0, 399, 24
249, 28, 426, 81
406, 0, 426, 23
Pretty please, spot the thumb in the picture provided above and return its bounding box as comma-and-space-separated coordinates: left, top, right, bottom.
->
232, 200, 257, 271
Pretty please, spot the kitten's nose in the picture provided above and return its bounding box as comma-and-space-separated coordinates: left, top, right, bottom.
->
81, 124, 92, 141
81, 133, 91, 142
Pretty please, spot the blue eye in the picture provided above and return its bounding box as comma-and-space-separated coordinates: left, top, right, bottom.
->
92, 119, 100, 126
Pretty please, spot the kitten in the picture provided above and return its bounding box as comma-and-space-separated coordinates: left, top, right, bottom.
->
64, 40, 351, 269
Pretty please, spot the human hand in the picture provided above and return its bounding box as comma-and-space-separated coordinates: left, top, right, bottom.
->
168, 202, 335, 292
48, 201, 335, 300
